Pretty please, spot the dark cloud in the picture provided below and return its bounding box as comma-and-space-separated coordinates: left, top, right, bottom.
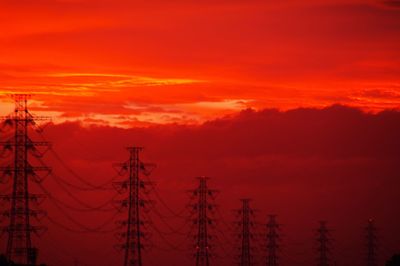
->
381, 0, 400, 7
17, 105, 399, 265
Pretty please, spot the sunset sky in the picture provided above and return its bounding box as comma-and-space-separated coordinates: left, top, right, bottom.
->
1, 1, 400, 266
1, 0, 400, 126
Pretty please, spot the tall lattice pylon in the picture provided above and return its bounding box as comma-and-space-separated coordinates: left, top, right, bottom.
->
235, 199, 256, 266
0, 94, 50, 265
316, 221, 331, 266
191, 176, 217, 266
265, 215, 280, 266
366, 219, 378, 266
114, 147, 151, 266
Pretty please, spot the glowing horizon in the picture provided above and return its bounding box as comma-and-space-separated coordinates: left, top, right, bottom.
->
0, 0, 399, 126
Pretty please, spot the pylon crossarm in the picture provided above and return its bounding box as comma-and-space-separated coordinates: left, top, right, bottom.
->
1, 95, 52, 265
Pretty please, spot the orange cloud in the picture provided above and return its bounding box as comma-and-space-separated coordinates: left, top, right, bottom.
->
0, 0, 399, 125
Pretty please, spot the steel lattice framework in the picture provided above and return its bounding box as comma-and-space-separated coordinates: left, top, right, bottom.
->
265, 215, 280, 266
191, 177, 216, 266
236, 199, 255, 266
113, 147, 155, 266
316, 221, 331, 266
1, 94, 50, 265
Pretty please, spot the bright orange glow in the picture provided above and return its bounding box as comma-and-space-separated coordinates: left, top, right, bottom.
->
0, 0, 399, 126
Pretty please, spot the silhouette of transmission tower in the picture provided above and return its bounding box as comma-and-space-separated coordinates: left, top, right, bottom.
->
190, 176, 217, 266
113, 147, 155, 266
0, 94, 51, 265
265, 215, 280, 266
316, 221, 332, 266
366, 219, 378, 266
235, 199, 257, 266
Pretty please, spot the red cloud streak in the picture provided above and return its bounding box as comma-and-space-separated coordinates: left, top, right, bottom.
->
0, 0, 400, 122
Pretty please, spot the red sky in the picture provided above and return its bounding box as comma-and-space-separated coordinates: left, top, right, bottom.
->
1, 1, 400, 266
1, 0, 400, 125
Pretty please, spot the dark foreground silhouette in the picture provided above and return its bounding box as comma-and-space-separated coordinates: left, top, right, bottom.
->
387, 254, 400, 266
1, 253, 400, 265
0, 255, 46, 266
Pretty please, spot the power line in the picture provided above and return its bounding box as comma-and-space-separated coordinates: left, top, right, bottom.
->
147, 205, 192, 236
36, 181, 118, 233
50, 170, 118, 192
37, 130, 118, 191
144, 178, 188, 219
48, 147, 114, 190
0, 94, 51, 265
47, 170, 117, 212
35, 144, 119, 212
145, 216, 189, 252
